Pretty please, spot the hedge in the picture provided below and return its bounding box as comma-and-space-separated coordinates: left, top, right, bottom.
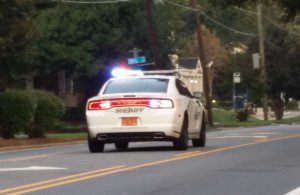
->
24, 90, 65, 138
237, 109, 249, 122
285, 100, 298, 110
0, 90, 35, 139
0, 89, 65, 139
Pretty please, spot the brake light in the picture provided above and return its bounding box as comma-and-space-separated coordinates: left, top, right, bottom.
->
88, 98, 173, 110
149, 99, 173, 108
88, 101, 111, 110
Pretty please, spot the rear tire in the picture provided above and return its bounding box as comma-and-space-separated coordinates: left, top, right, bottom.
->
192, 116, 206, 147
173, 115, 188, 150
88, 136, 104, 153
115, 142, 129, 150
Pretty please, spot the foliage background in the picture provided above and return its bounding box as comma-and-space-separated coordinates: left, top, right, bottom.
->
0, 0, 299, 101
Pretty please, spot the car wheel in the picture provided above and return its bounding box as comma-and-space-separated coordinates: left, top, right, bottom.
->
192, 116, 206, 147
173, 115, 188, 150
88, 136, 104, 153
115, 142, 129, 150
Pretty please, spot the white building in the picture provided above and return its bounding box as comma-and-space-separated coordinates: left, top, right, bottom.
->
170, 55, 203, 93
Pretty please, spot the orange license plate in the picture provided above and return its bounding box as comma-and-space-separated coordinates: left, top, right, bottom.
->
122, 117, 137, 126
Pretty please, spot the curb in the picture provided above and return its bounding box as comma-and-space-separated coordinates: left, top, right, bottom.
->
0, 140, 86, 152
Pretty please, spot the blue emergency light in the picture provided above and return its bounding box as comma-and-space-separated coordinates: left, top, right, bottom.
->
111, 68, 144, 78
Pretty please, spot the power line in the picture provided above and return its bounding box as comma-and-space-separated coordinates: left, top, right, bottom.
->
61, 0, 131, 4
164, 0, 282, 49
263, 16, 300, 37
232, 7, 282, 49
233, 6, 300, 37
163, 0, 255, 37
61, 0, 282, 49
234, 7, 257, 16
263, 39, 281, 50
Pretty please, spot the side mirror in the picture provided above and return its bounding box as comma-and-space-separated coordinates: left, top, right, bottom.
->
193, 91, 203, 99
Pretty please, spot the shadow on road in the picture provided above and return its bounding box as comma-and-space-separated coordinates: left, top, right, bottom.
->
110, 146, 179, 153
68, 143, 219, 154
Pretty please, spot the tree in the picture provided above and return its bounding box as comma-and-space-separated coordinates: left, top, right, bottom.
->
204, 0, 299, 119
0, 0, 37, 90
264, 23, 300, 119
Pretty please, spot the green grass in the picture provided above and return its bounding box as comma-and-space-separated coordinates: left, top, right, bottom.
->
213, 109, 300, 127
274, 115, 300, 124
52, 122, 85, 133
213, 109, 236, 125
47, 133, 87, 139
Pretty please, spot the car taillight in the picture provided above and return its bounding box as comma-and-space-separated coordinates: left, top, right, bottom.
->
88, 100, 111, 110
149, 99, 173, 108
88, 98, 174, 110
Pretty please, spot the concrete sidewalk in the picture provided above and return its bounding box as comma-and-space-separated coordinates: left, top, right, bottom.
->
252, 107, 300, 120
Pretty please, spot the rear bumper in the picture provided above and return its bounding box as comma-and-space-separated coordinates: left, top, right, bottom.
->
94, 132, 177, 143
86, 108, 183, 140
87, 124, 181, 140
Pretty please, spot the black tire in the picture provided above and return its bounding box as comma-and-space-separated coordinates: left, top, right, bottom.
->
192, 116, 206, 147
115, 142, 129, 150
173, 115, 189, 150
88, 136, 104, 153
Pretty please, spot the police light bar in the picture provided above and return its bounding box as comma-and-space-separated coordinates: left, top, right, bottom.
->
111, 68, 144, 78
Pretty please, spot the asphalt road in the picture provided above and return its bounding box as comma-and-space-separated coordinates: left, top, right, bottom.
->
0, 124, 299, 195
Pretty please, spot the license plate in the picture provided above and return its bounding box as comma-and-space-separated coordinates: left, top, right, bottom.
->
122, 117, 137, 126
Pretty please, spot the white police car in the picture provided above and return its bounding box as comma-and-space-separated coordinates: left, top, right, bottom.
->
86, 69, 207, 152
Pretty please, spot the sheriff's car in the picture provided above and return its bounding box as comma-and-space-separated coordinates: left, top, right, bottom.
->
86, 71, 207, 153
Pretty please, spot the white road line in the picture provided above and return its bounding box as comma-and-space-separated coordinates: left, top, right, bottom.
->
252, 132, 278, 135
284, 186, 300, 195
211, 136, 268, 139
227, 133, 278, 136
0, 143, 85, 154
0, 166, 67, 172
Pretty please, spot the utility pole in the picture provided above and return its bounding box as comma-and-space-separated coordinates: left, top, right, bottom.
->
190, 0, 213, 126
145, 0, 161, 68
257, 1, 268, 121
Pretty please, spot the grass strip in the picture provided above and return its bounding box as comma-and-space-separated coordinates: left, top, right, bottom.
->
213, 109, 300, 127
47, 133, 87, 139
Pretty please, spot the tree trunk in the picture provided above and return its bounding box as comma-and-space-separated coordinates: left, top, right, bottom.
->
58, 70, 66, 94
66, 75, 74, 93
25, 74, 34, 90
273, 95, 284, 120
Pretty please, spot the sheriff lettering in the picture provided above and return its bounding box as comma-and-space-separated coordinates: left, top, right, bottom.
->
115, 108, 145, 113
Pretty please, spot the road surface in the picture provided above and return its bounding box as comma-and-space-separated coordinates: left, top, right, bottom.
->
0, 124, 299, 195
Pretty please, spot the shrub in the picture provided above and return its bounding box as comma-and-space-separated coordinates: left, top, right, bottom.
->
0, 90, 35, 139
25, 90, 65, 138
237, 109, 249, 122
285, 100, 298, 110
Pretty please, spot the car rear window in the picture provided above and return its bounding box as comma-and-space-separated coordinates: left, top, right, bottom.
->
103, 78, 169, 94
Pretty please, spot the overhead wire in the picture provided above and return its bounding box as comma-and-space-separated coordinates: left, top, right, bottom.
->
163, 0, 282, 49
234, 7, 257, 16
233, 6, 300, 37
60, 0, 283, 49
262, 16, 300, 37
163, 0, 256, 37
263, 39, 282, 49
